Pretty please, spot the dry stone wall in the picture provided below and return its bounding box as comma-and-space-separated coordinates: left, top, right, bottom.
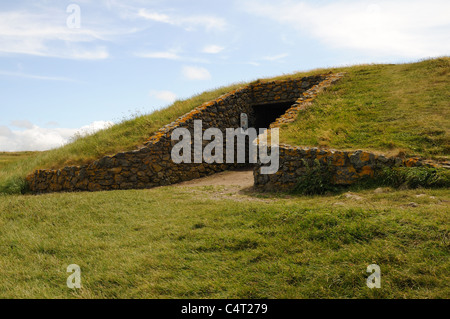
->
250, 76, 323, 105
26, 75, 327, 193
254, 145, 442, 191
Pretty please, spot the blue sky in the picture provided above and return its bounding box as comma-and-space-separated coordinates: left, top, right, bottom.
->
0, 0, 449, 151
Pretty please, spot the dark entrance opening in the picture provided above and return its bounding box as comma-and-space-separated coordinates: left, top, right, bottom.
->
252, 101, 294, 130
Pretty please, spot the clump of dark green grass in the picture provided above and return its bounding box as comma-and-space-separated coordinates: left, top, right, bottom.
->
292, 159, 340, 195
374, 167, 450, 189
0, 176, 29, 195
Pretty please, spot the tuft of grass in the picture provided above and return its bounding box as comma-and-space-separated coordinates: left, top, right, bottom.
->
0, 176, 28, 195
0, 152, 37, 194
374, 167, 450, 189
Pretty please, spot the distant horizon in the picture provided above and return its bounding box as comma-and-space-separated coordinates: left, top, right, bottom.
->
1, 0, 449, 151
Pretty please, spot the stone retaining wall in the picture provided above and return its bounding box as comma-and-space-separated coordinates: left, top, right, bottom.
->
254, 144, 442, 191
26, 74, 330, 193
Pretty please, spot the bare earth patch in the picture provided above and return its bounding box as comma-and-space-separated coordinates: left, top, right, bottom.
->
174, 168, 276, 202
176, 168, 254, 188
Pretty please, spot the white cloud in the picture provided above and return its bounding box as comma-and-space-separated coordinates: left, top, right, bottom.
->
248, 53, 288, 66
75, 121, 114, 137
0, 70, 76, 82
137, 9, 226, 31
0, 7, 130, 59
182, 66, 212, 80
135, 50, 180, 60
137, 11, 172, 24
261, 53, 289, 61
202, 45, 225, 54
0, 121, 114, 152
134, 49, 209, 63
0, 126, 12, 137
149, 90, 177, 103
45, 121, 59, 127
10, 120, 34, 129
242, 0, 450, 59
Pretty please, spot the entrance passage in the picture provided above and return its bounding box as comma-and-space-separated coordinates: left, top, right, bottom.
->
252, 101, 294, 129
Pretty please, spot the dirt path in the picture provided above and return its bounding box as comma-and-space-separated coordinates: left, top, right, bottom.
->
173, 168, 276, 202
175, 168, 254, 188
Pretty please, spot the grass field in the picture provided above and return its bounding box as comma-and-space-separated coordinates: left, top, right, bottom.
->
1, 57, 448, 195
0, 152, 40, 170
0, 58, 448, 298
0, 185, 448, 298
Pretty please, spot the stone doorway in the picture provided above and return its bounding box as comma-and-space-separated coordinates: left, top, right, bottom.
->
252, 101, 294, 129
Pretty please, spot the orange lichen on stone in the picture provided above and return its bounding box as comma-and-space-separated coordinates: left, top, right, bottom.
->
332, 153, 346, 166
346, 166, 357, 174
359, 166, 374, 177
316, 151, 330, 161
360, 152, 371, 162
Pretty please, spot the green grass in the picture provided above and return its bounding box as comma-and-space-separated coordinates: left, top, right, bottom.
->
373, 167, 450, 189
280, 58, 450, 160
0, 152, 40, 170
0, 185, 448, 298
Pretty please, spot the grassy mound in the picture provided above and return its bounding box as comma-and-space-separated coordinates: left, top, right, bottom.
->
0, 57, 449, 194
280, 58, 450, 160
